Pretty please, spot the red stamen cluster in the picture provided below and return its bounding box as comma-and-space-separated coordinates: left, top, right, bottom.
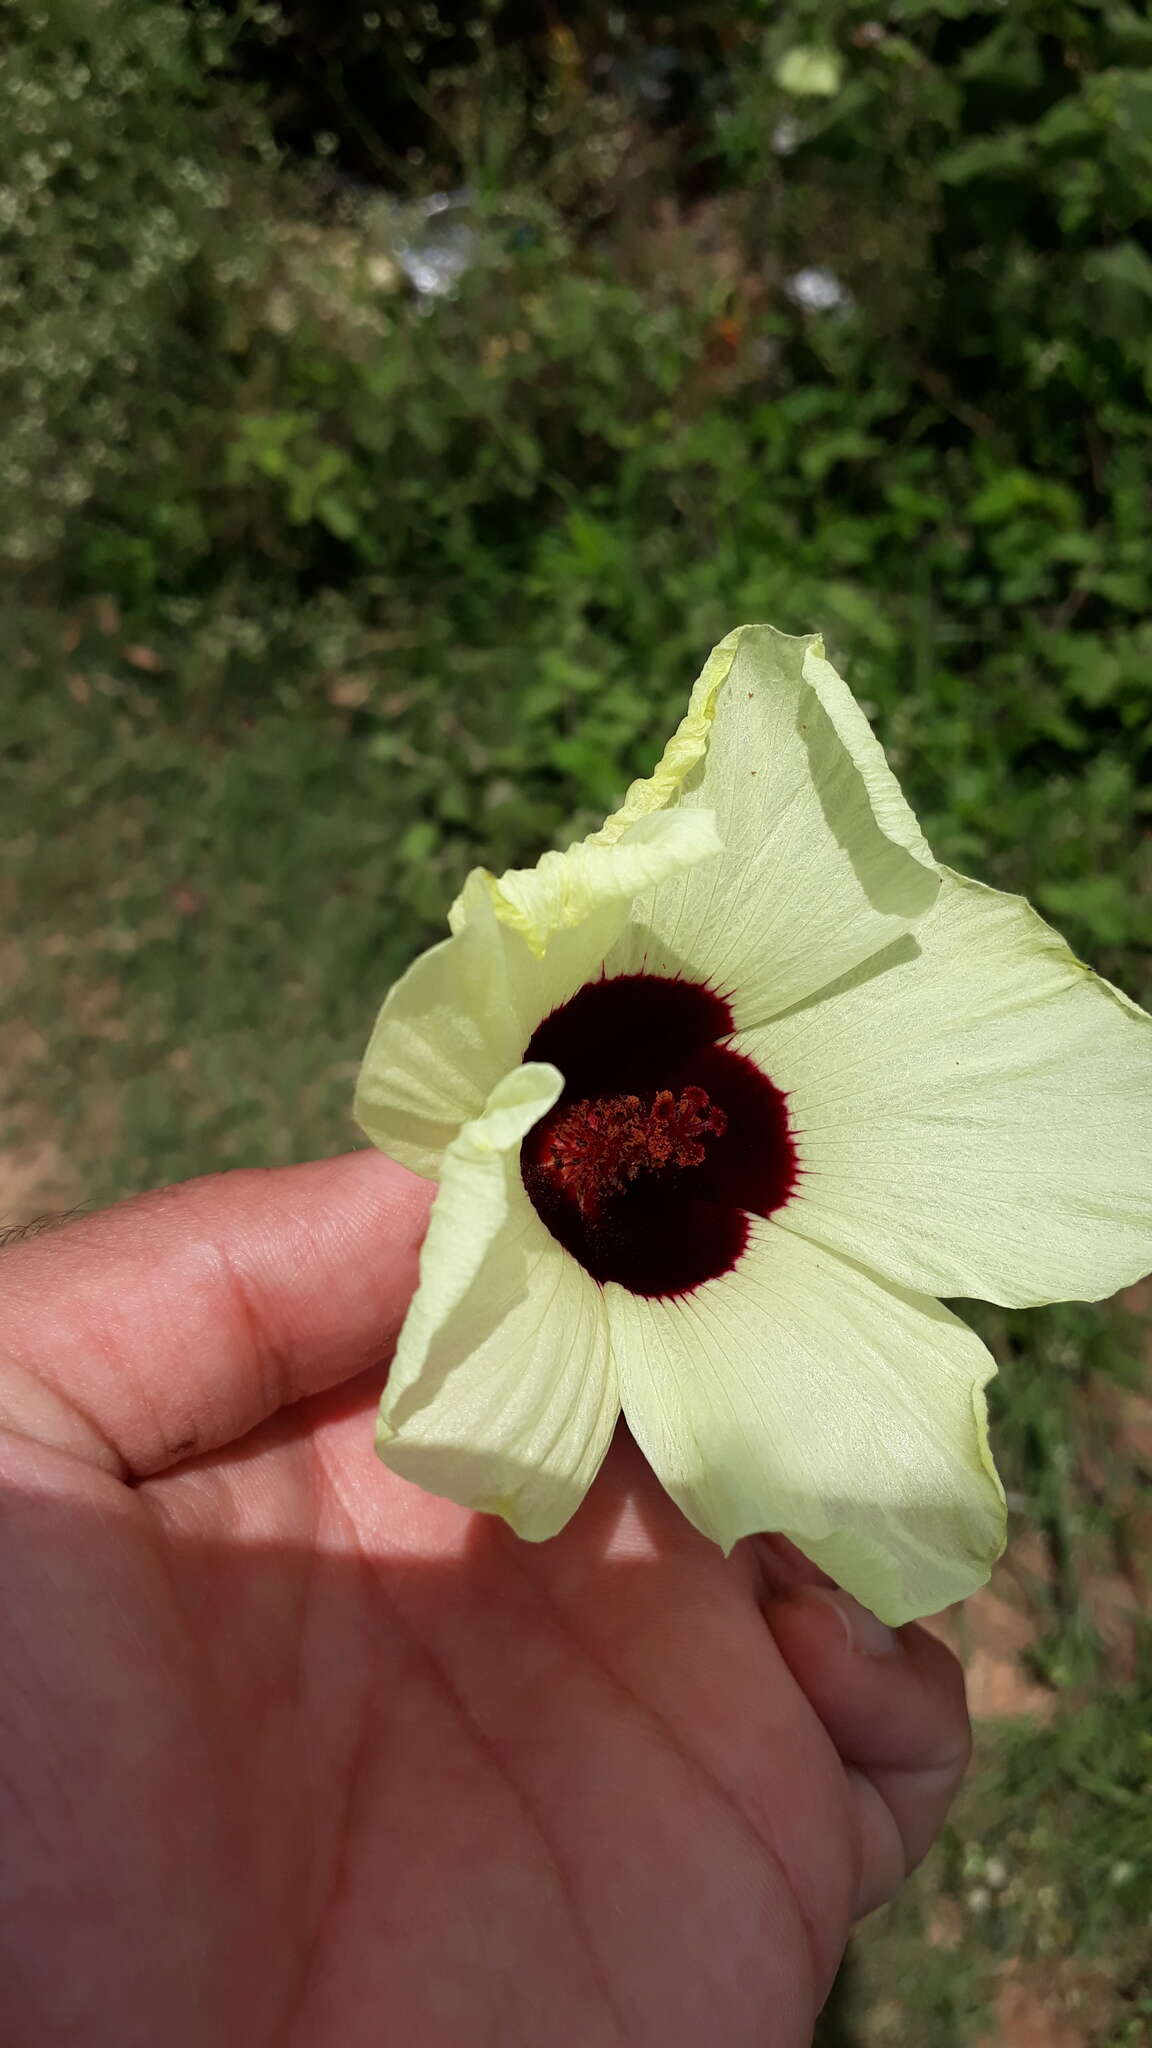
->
544, 1085, 727, 1220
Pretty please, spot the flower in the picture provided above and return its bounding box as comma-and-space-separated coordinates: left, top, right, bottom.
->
355, 625, 1152, 1623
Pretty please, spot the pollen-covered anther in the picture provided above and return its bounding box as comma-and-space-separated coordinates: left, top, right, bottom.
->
544, 1085, 727, 1219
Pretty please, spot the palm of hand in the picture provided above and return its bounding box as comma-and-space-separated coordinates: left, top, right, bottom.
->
8, 1394, 865, 2048
1, 1160, 967, 2048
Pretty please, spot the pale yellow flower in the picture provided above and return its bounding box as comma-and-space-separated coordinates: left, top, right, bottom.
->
355, 626, 1152, 1623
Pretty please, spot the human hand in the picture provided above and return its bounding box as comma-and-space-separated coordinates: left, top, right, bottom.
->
0, 1153, 970, 2047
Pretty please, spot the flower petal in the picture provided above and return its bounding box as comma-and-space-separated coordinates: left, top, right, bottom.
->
748, 868, 1152, 1307
610, 1222, 1005, 1626
604, 626, 940, 1026
356, 806, 721, 1177
378, 1064, 619, 1538
354, 899, 523, 1178
590, 629, 738, 841
474, 806, 723, 959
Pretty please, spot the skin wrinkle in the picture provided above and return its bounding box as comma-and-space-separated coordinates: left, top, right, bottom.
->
311, 1437, 632, 2048
0, 1352, 128, 1479
280, 1527, 383, 2048
202, 1235, 296, 1468
0, 1458, 105, 1843
370, 1604, 632, 2048
52, 1268, 195, 1484
500, 1539, 826, 2025
148, 1441, 410, 2048
871, 1744, 972, 1814
845, 1767, 904, 1919
0, 1187, 196, 1474
165, 1487, 329, 2048
287, 1500, 365, 2047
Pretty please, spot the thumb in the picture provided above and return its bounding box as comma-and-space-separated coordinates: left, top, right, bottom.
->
0, 1151, 432, 1480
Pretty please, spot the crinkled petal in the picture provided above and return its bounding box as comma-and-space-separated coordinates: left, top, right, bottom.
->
378, 1064, 619, 1538
589, 629, 738, 842
475, 807, 723, 959
604, 626, 940, 1026
610, 1221, 1005, 1626
747, 868, 1152, 1307
356, 806, 721, 1177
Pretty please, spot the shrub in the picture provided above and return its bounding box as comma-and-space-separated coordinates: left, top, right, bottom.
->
7, 0, 1152, 980
0, 0, 276, 580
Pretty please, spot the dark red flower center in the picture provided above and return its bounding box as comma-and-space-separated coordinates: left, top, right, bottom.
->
521, 973, 798, 1298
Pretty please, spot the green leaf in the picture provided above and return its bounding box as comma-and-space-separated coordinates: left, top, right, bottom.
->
1083, 240, 1152, 301
937, 130, 1032, 184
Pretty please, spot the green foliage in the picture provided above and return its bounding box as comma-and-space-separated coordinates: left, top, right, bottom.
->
847, 1662, 1152, 2042
0, 0, 275, 575
10, 0, 1150, 975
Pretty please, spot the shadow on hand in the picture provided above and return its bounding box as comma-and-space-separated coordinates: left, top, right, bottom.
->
1, 1420, 868, 2048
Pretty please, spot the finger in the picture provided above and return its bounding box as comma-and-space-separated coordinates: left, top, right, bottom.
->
762, 1586, 971, 1919
0, 1151, 431, 1479
747, 1531, 837, 1597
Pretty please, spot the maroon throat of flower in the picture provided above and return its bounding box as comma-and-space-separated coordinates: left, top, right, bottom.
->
521, 973, 797, 1299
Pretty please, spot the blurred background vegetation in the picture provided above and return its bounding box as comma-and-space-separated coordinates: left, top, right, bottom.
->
2, 2, 1150, 2038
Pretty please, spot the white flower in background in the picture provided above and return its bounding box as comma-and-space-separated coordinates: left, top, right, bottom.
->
355, 626, 1152, 1623
786, 266, 851, 313
392, 190, 479, 298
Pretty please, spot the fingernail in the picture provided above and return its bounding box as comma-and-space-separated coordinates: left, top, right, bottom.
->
809, 1587, 900, 1659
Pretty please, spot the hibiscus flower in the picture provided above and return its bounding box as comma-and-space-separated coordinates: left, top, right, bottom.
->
355, 625, 1152, 1623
